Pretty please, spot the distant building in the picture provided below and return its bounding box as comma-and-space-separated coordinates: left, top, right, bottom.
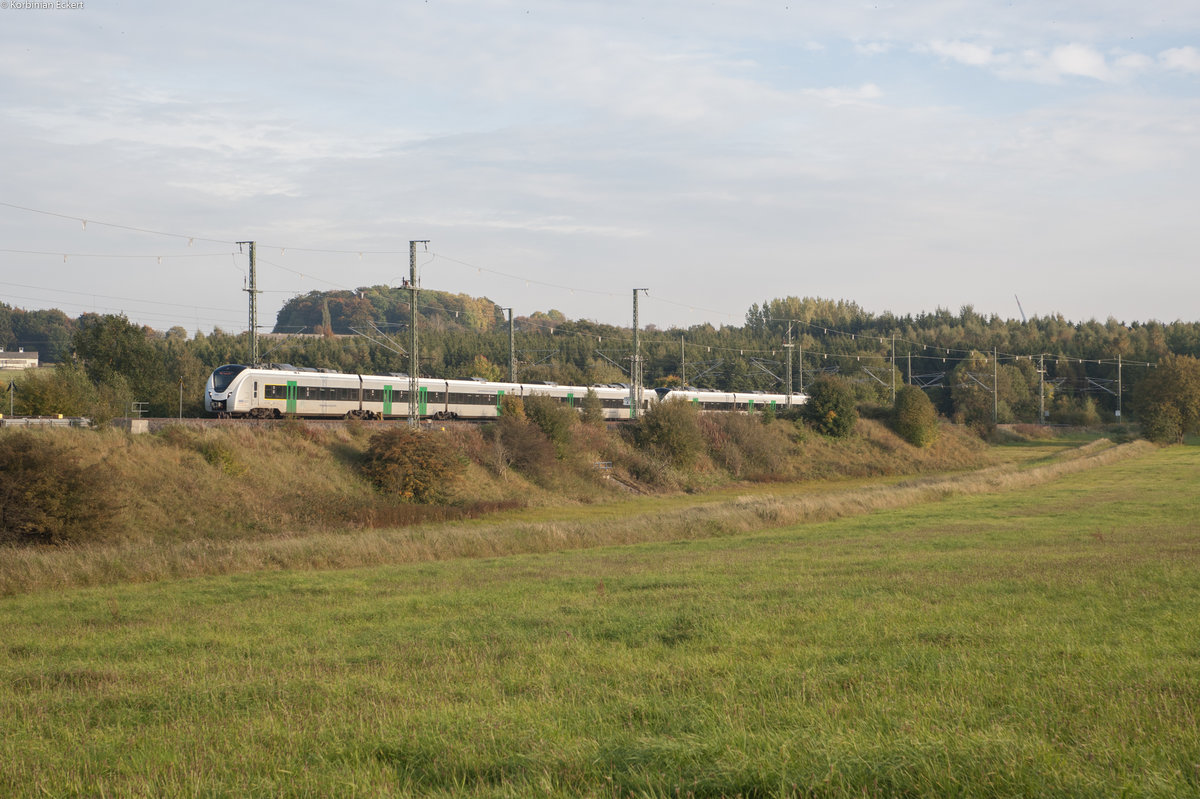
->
0, 349, 38, 371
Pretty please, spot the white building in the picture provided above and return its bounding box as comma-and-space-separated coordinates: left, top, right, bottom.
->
0, 349, 39, 370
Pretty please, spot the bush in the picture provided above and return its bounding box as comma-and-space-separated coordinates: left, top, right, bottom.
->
360, 427, 464, 503
581, 388, 605, 426
802, 377, 858, 437
634, 398, 705, 467
523, 393, 577, 458
498, 393, 525, 420
482, 410, 556, 479
702, 413, 792, 479
1049, 395, 1102, 428
0, 431, 118, 544
891, 385, 940, 447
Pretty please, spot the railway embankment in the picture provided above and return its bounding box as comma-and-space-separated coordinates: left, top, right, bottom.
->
0, 412, 1145, 594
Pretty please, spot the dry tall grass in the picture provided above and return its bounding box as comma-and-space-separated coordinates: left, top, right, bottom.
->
0, 434, 1152, 595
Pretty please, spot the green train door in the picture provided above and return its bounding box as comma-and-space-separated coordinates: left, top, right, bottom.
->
286, 381, 298, 415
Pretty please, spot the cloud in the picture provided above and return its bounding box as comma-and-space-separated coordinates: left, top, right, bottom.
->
1160, 46, 1200, 73
854, 41, 892, 56
1049, 43, 1112, 81
926, 40, 998, 68
919, 38, 1194, 84
803, 84, 884, 106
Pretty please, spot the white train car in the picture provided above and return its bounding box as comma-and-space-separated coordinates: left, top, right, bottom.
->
655, 387, 806, 412
204, 365, 641, 421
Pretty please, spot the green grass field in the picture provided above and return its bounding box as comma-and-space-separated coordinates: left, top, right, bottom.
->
2, 443, 1198, 797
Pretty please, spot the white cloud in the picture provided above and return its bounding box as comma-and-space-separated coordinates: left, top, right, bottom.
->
919, 39, 1193, 84
926, 40, 998, 67
1049, 43, 1112, 81
803, 84, 884, 106
855, 41, 892, 56
1160, 46, 1200, 73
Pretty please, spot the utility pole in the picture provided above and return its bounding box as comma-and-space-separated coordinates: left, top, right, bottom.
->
1039, 354, 1046, 425
504, 308, 515, 383
784, 323, 794, 407
631, 288, 648, 418
237, 241, 259, 364
891, 333, 896, 403
798, 333, 803, 395
993, 347, 999, 425
680, 335, 686, 387
1117, 354, 1123, 420
408, 240, 428, 428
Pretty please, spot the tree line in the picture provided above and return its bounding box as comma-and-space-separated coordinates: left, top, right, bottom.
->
2, 292, 1199, 441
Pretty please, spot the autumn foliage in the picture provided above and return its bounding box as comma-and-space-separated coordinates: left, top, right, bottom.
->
360, 427, 465, 503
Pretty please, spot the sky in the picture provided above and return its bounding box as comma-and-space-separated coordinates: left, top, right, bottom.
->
1, 0, 1198, 337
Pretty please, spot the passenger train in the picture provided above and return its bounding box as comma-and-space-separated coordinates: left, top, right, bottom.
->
204, 364, 807, 421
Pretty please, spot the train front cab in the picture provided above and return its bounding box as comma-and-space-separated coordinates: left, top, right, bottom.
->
205, 364, 248, 414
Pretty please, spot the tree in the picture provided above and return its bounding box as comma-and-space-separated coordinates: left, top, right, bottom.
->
802, 376, 857, 437
892, 385, 940, 447
1133, 354, 1200, 443
72, 313, 165, 407
465, 354, 503, 382
11, 363, 91, 417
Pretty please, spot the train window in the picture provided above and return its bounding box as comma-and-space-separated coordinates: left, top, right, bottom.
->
265, 384, 286, 400
211, 365, 247, 392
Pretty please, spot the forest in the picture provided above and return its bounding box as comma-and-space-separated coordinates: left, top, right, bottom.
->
3, 288, 1200, 435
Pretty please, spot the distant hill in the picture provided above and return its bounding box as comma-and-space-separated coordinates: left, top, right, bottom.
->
272, 286, 507, 336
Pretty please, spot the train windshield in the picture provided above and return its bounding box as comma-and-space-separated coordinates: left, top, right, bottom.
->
210, 365, 247, 392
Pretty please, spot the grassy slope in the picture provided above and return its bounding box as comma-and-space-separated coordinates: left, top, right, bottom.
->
1, 443, 1197, 797
0, 425, 1113, 596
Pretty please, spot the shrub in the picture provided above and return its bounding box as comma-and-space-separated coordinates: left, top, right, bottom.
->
483, 414, 557, 479
197, 438, 246, 476
498, 393, 525, 420
0, 431, 118, 544
360, 427, 464, 503
581, 388, 605, 426
802, 377, 858, 437
703, 413, 792, 479
634, 398, 705, 467
1140, 403, 1184, 444
891, 385, 940, 447
523, 393, 577, 458
1049, 395, 1102, 428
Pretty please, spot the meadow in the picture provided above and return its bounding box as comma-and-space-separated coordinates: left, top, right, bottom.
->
2, 440, 1197, 797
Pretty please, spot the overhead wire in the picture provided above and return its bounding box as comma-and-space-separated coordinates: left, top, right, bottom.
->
0, 200, 1160, 369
